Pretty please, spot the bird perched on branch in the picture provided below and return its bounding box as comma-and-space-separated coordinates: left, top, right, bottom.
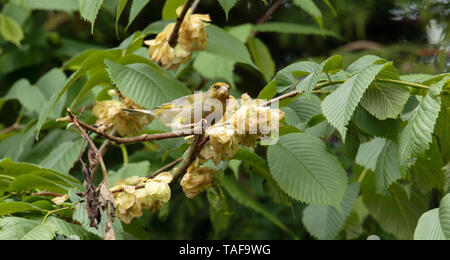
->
123, 82, 230, 129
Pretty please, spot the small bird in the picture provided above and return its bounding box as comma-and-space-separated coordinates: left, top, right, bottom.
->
123, 82, 230, 129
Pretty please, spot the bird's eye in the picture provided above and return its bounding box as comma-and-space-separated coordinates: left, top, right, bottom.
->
214, 84, 220, 89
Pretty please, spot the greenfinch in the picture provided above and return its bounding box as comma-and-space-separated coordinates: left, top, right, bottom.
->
123, 82, 230, 129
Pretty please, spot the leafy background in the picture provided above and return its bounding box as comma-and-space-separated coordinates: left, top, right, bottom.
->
0, 0, 449, 240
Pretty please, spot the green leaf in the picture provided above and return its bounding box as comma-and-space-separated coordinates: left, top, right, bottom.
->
0, 217, 55, 240
62, 49, 102, 71
221, 174, 297, 238
36, 69, 68, 100
439, 193, 450, 239
282, 95, 322, 130
78, 0, 104, 33
72, 203, 106, 237
293, 0, 323, 30
45, 216, 100, 240
247, 37, 275, 82
267, 133, 347, 206
290, 95, 322, 122
205, 24, 255, 67
411, 140, 445, 193
321, 62, 391, 139
352, 106, 400, 137
374, 141, 402, 195
209, 206, 231, 237
0, 201, 42, 216
360, 82, 410, 120
162, 0, 185, 19
343, 124, 360, 161
436, 93, 450, 162
363, 184, 428, 239
2, 2, 31, 26
355, 137, 386, 171
14, 0, 79, 12
414, 209, 446, 240
15, 81, 47, 115
0, 14, 24, 46
343, 211, 363, 239
116, 0, 129, 35
0, 158, 81, 187
282, 107, 305, 130
302, 183, 359, 240
36, 49, 123, 137
71, 69, 110, 107
400, 73, 442, 84
233, 149, 291, 206
11, 69, 67, 117
252, 22, 340, 38
142, 19, 173, 35
0, 217, 98, 240
227, 24, 252, 43
322, 0, 336, 15
39, 139, 85, 174
127, 0, 151, 29
218, 0, 238, 20
399, 77, 449, 172
444, 162, 450, 193
193, 52, 235, 85
257, 80, 277, 100
359, 62, 410, 120
346, 55, 383, 73
105, 60, 190, 109
8, 172, 73, 194
275, 61, 322, 93
322, 55, 342, 75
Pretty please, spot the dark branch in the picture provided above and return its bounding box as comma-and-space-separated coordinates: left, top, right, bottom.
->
260, 90, 299, 107
150, 157, 183, 178
168, 0, 195, 47
68, 109, 115, 239
252, 0, 284, 36
71, 118, 203, 144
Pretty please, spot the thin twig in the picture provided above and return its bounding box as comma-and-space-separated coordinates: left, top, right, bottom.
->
72, 119, 203, 144
358, 168, 370, 183
190, 0, 201, 13
68, 109, 116, 239
0, 114, 24, 135
68, 110, 109, 182
0, 124, 23, 135
260, 90, 299, 107
42, 207, 73, 224
150, 157, 183, 178
168, 0, 195, 47
111, 135, 204, 194
170, 134, 204, 186
252, 0, 284, 36
91, 128, 116, 181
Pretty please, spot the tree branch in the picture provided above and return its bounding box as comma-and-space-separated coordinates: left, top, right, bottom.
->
111, 135, 205, 194
67, 109, 115, 240
150, 157, 183, 178
252, 0, 284, 36
91, 128, 116, 181
168, 0, 195, 47
170, 134, 206, 186
70, 118, 203, 144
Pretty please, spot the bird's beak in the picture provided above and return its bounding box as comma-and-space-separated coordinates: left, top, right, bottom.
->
217, 85, 229, 97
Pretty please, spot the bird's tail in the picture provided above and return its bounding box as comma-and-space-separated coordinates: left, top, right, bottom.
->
122, 108, 155, 117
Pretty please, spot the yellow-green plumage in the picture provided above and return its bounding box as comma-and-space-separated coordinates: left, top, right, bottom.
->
123, 82, 230, 128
